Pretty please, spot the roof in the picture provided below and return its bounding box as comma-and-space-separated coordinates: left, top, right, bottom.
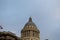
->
0, 31, 20, 40
21, 17, 40, 33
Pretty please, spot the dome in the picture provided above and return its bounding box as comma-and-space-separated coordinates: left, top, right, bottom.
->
21, 17, 40, 33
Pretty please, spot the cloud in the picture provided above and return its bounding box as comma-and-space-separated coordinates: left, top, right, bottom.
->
52, 8, 60, 20
55, 8, 60, 19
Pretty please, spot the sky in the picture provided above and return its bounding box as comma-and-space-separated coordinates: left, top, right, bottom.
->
0, 0, 60, 40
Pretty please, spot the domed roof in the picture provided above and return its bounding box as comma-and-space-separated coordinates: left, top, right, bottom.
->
21, 17, 40, 33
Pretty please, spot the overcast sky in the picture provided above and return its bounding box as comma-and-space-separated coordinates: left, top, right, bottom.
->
0, 0, 60, 40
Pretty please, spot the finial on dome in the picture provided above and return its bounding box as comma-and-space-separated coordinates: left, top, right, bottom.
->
29, 16, 32, 22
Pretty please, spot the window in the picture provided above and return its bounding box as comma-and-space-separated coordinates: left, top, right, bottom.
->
26, 30, 30, 37
33, 31, 34, 36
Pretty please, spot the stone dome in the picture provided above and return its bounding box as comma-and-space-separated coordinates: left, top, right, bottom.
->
21, 17, 40, 33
